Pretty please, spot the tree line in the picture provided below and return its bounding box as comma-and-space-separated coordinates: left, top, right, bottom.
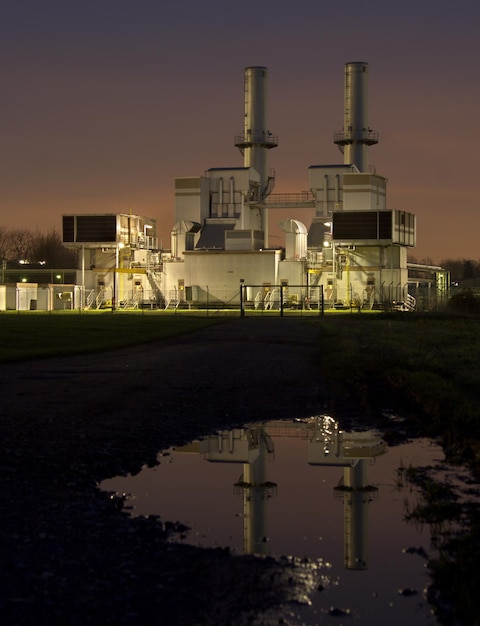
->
410, 256, 480, 283
0, 227, 78, 269
440, 259, 480, 282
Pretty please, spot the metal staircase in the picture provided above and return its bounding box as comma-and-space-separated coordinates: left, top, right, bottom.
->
264, 288, 280, 310
85, 288, 106, 310
164, 290, 180, 310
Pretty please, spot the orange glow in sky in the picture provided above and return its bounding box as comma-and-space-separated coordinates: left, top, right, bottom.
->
2, 1, 479, 263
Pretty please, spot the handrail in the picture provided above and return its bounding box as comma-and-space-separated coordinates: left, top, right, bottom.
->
334, 129, 379, 144
234, 131, 278, 146
267, 191, 315, 204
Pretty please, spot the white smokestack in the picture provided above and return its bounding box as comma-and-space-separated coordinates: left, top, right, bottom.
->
334, 62, 378, 172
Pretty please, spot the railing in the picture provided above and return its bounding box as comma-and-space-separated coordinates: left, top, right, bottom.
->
334, 129, 379, 144
240, 284, 325, 317
234, 131, 278, 147
266, 191, 315, 206
96, 288, 106, 309
405, 293, 416, 311
118, 234, 159, 250
85, 289, 96, 309
263, 288, 280, 310
120, 290, 142, 309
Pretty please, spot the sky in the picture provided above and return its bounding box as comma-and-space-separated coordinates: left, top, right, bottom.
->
2, 0, 479, 263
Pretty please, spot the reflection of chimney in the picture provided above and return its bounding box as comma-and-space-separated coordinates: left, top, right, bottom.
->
200, 426, 277, 556
237, 430, 277, 555
193, 418, 385, 565
335, 460, 378, 570
308, 416, 386, 571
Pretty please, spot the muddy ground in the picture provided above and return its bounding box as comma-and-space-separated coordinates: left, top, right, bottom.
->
1, 317, 343, 625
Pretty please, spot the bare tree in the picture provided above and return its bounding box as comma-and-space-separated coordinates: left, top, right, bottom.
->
0, 227, 77, 267
31, 229, 78, 268
0, 226, 13, 261
4, 229, 34, 263
441, 258, 480, 282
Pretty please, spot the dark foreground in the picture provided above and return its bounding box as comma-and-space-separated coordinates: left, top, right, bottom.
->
1, 318, 332, 625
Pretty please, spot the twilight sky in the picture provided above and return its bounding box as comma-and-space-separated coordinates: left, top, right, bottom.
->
2, 0, 479, 262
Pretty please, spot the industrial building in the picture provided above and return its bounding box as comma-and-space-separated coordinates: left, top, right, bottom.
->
60, 62, 449, 312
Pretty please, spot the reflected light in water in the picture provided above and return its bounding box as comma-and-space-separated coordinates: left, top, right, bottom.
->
101, 417, 441, 625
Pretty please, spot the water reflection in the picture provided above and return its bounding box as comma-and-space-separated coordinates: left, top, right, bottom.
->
101, 416, 441, 625
186, 417, 387, 568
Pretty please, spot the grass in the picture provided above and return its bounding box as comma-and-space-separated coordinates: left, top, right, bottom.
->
402, 465, 480, 626
0, 310, 225, 363
312, 312, 480, 461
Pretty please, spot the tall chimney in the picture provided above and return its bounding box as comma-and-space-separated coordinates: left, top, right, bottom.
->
235, 66, 277, 246
334, 62, 378, 172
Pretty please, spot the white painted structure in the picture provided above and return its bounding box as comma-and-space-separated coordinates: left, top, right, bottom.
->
62, 62, 448, 310
159, 62, 416, 309
6, 283, 38, 310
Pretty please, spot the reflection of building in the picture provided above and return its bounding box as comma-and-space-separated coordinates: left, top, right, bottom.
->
61, 63, 449, 311
176, 417, 387, 567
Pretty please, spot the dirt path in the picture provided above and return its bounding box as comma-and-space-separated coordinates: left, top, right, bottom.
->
1, 317, 326, 625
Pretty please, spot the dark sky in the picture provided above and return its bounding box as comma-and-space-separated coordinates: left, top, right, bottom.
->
2, 0, 479, 262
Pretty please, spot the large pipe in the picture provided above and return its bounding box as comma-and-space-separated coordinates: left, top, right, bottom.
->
334, 62, 378, 172
229, 176, 235, 217
235, 66, 277, 246
218, 177, 223, 216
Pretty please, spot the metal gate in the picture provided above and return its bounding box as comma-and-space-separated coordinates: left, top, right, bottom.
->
239, 284, 324, 317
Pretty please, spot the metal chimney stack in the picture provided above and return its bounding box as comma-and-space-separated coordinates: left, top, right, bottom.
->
334, 62, 378, 172
235, 66, 277, 246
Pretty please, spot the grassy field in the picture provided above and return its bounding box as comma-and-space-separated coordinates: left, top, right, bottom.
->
312, 312, 480, 458
0, 310, 225, 363
317, 310, 480, 485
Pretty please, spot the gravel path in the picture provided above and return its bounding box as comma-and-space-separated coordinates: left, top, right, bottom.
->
1, 317, 327, 625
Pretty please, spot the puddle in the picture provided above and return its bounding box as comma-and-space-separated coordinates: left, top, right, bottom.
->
101, 417, 443, 625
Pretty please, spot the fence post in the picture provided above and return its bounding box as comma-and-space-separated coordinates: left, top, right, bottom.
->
280, 285, 284, 317
320, 284, 324, 316
240, 280, 244, 318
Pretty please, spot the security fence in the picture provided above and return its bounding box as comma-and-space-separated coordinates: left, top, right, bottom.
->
239, 284, 325, 317
1, 282, 452, 315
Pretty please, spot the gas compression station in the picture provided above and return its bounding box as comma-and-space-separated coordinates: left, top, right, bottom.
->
57, 62, 448, 312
